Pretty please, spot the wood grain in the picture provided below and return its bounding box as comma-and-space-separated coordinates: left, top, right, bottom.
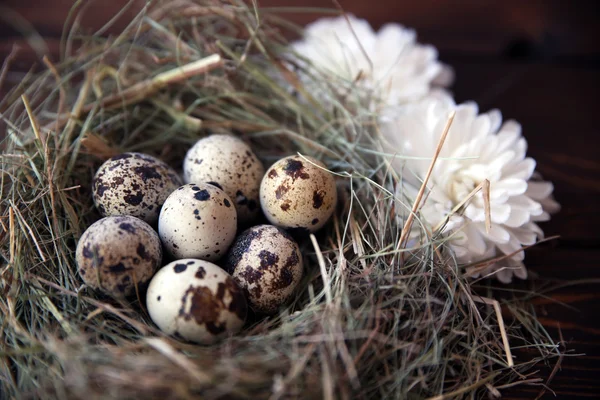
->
1, 1, 598, 398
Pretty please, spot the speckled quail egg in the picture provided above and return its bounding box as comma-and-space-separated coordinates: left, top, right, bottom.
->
183, 134, 265, 225
158, 183, 237, 261
223, 225, 303, 314
146, 259, 247, 345
75, 216, 162, 298
260, 155, 337, 234
92, 152, 182, 224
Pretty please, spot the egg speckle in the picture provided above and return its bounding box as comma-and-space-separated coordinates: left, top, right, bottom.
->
146, 259, 247, 344
158, 183, 237, 260
260, 155, 337, 233
224, 225, 303, 314
92, 152, 182, 224
183, 135, 264, 225
75, 216, 162, 298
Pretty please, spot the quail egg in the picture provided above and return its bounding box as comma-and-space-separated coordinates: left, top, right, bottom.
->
75, 215, 162, 298
260, 155, 337, 234
146, 259, 247, 345
224, 225, 303, 314
158, 183, 237, 260
183, 135, 265, 225
92, 152, 182, 224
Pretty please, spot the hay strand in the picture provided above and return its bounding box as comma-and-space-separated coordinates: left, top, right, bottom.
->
473, 296, 514, 367
398, 110, 455, 249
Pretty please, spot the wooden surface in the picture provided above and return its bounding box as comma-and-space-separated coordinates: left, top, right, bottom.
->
1, 1, 599, 398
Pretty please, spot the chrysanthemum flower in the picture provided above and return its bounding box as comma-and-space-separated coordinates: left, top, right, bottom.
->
384, 94, 559, 282
289, 14, 450, 108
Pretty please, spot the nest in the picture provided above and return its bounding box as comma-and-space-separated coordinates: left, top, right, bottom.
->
0, 1, 561, 399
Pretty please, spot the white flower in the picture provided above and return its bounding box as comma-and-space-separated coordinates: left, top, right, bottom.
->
384, 93, 559, 283
289, 14, 450, 108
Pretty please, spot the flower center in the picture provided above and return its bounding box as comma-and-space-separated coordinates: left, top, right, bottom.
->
447, 173, 477, 204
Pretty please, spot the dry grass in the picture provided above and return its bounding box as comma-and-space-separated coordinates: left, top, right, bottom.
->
1, 1, 561, 399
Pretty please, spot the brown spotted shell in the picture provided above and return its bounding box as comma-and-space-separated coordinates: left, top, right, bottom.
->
92, 152, 182, 224
75, 216, 162, 298
260, 155, 337, 233
158, 183, 237, 261
146, 259, 247, 344
183, 135, 265, 225
223, 225, 303, 314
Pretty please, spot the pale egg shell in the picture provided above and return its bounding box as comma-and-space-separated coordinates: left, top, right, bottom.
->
146, 259, 247, 344
183, 135, 264, 225
158, 183, 237, 261
92, 152, 182, 224
75, 216, 162, 298
223, 225, 303, 314
260, 155, 337, 233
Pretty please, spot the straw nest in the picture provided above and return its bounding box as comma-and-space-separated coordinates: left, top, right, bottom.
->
1, 1, 561, 399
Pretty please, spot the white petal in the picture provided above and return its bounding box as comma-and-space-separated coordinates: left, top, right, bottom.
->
471, 114, 492, 139
504, 208, 531, 227
465, 223, 488, 256
496, 236, 523, 258
493, 178, 528, 196
488, 150, 518, 172
464, 204, 486, 221
496, 268, 513, 283
502, 158, 536, 180
526, 181, 554, 200
510, 195, 542, 212
488, 189, 509, 203
432, 64, 454, 86
487, 109, 503, 133
375, 23, 416, 54
541, 196, 561, 214
514, 263, 528, 279
451, 244, 469, 260
489, 203, 512, 224
448, 103, 478, 146
477, 223, 511, 244
508, 226, 538, 245
532, 211, 551, 222
500, 120, 522, 138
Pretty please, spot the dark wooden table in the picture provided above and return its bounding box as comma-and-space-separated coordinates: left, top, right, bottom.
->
1, 1, 599, 398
